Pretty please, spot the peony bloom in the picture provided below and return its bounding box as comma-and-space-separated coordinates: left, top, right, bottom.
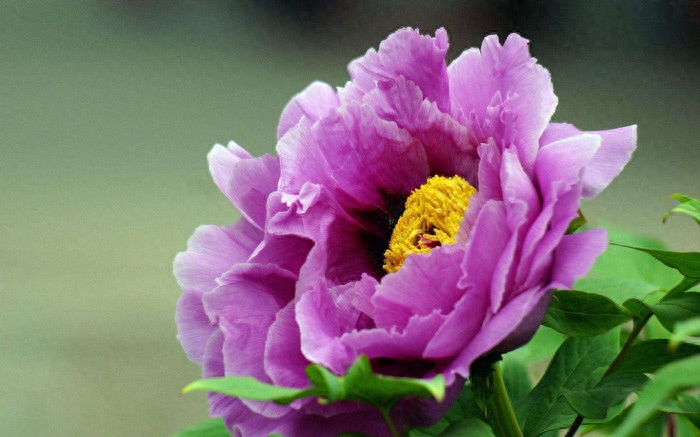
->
175, 28, 636, 436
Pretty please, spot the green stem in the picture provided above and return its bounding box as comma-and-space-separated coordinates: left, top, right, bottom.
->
379, 407, 401, 437
478, 362, 524, 437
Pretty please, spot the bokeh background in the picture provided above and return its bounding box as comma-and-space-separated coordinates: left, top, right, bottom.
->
2, 1, 699, 436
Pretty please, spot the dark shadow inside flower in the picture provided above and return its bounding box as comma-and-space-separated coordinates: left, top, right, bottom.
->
352, 193, 406, 280
369, 357, 438, 379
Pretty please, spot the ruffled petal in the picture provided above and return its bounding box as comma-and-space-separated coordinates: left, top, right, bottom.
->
341, 311, 446, 363
344, 27, 450, 112
425, 201, 507, 360
448, 34, 558, 174
204, 264, 297, 323
277, 81, 341, 140
486, 230, 607, 367
202, 264, 297, 418
208, 141, 251, 196
446, 286, 551, 379
174, 221, 262, 364
550, 228, 608, 289
372, 244, 467, 331
541, 123, 637, 198
220, 318, 290, 418
208, 144, 280, 229
296, 277, 376, 374
203, 330, 264, 435
516, 133, 600, 290
297, 275, 448, 375
265, 301, 312, 389
175, 290, 216, 367
174, 221, 262, 292
267, 185, 385, 289
457, 139, 502, 243
487, 147, 541, 312
361, 76, 479, 182
277, 104, 430, 213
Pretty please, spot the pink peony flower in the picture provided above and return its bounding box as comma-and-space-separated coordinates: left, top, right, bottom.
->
175, 28, 636, 436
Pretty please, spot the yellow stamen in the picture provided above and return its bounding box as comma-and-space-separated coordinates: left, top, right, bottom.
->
383, 175, 476, 273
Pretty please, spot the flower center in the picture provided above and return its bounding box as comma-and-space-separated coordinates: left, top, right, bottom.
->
383, 175, 477, 273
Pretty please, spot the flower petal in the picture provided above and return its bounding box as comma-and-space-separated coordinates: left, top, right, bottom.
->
342, 311, 446, 363
175, 290, 216, 367
516, 133, 600, 290
550, 228, 608, 289
208, 141, 251, 196
277, 81, 341, 140
344, 27, 450, 112
203, 330, 265, 435
204, 264, 297, 324
361, 76, 479, 182
267, 185, 384, 288
204, 264, 298, 418
488, 148, 541, 313
372, 244, 467, 331
174, 221, 262, 364
446, 286, 551, 379
541, 123, 637, 198
448, 34, 557, 174
220, 318, 290, 418
209, 144, 280, 229
296, 277, 377, 374
265, 301, 312, 389
476, 230, 607, 362
278, 104, 430, 212
425, 201, 507, 360
174, 222, 261, 291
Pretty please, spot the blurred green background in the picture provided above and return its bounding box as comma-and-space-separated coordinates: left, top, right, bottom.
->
1, 1, 699, 436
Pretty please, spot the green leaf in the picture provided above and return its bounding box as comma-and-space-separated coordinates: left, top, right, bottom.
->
580, 404, 667, 437
184, 355, 445, 413
661, 393, 700, 415
661, 394, 700, 430
310, 355, 445, 409
587, 229, 681, 290
663, 193, 700, 226
443, 382, 482, 423
170, 418, 229, 437
501, 358, 531, 405
613, 340, 700, 375
612, 244, 700, 279
563, 372, 648, 419
670, 317, 700, 349
543, 290, 631, 337
438, 418, 496, 437
182, 375, 321, 405
411, 382, 482, 436
650, 292, 700, 332
574, 277, 661, 306
610, 355, 700, 437
348, 357, 445, 405
515, 329, 619, 437
678, 416, 700, 436
623, 298, 655, 320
